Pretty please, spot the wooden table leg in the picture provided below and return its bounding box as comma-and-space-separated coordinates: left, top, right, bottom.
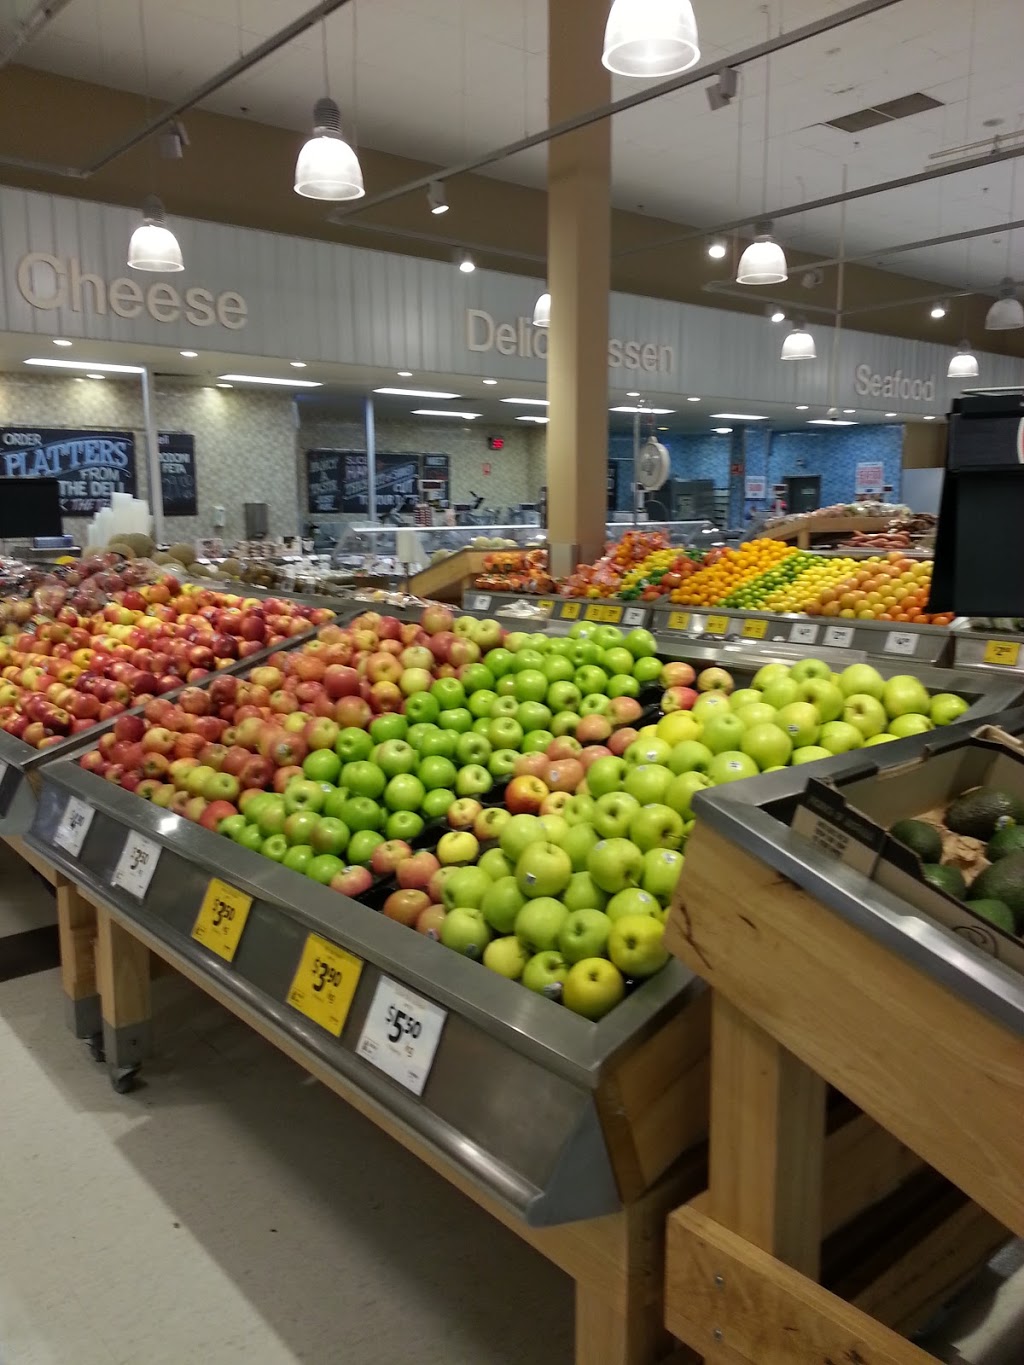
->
94, 902, 152, 1088
55, 881, 100, 1038
708, 993, 826, 1278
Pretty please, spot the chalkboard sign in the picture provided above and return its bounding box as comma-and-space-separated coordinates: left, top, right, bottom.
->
0, 427, 136, 515
306, 449, 345, 514
307, 449, 452, 515
159, 432, 198, 516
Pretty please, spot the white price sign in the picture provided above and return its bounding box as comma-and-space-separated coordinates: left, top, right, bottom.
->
54, 797, 95, 857
356, 975, 447, 1096
823, 625, 855, 648
111, 832, 161, 900
789, 622, 819, 645
470, 594, 491, 611
622, 607, 646, 627
883, 630, 919, 656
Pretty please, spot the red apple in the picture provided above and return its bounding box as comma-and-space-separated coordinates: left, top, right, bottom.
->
382, 888, 430, 927
547, 736, 582, 761
545, 758, 584, 794
141, 751, 171, 780
415, 904, 446, 938
420, 605, 454, 636
369, 681, 403, 713
272, 764, 303, 793
396, 850, 440, 891
575, 714, 613, 746
579, 744, 612, 771
514, 752, 550, 781
506, 775, 549, 814
661, 686, 698, 713
199, 799, 239, 832
239, 755, 273, 789
608, 727, 639, 757
329, 865, 374, 897
662, 661, 696, 688
608, 696, 644, 727
371, 840, 413, 878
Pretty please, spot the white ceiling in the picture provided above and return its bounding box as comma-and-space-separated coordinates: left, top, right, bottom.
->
5, 0, 1024, 295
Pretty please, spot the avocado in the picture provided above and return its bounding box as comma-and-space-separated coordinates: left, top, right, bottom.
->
891, 818, 943, 864
965, 899, 1017, 935
969, 853, 1024, 925
945, 788, 1024, 841
921, 863, 966, 899
985, 824, 1024, 862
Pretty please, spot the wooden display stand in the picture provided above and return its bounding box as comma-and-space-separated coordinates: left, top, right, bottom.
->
662, 825, 1022, 1364
761, 515, 895, 548
408, 549, 489, 603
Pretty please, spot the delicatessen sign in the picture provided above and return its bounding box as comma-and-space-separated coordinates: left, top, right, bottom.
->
1, 427, 136, 514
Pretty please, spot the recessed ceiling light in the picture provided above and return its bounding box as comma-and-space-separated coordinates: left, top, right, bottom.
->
217, 382, 233, 389
412, 409, 481, 419
712, 426, 732, 434
686, 396, 700, 402
923, 414, 937, 421
795, 405, 809, 411
180, 349, 198, 358
710, 412, 768, 421
374, 387, 460, 398
884, 411, 898, 417
74, 376, 85, 382
930, 301, 948, 319
843, 408, 855, 414
53, 338, 72, 347
218, 373, 321, 387
25, 358, 144, 373
517, 415, 549, 424
808, 418, 857, 426
769, 308, 786, 323
707, 237, 728, 260
499, 397, 549, 406
482, 378, 497, 385
290, 360, 307, 368
456, 250, 475, 273
86, 373, 105, 380
627, 391, 641, 398
657, 426, 669, 431
397, 369, 413, 377
610, 405, 675, 414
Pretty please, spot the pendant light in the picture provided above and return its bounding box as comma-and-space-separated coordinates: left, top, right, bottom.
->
127, 196, 183, 272
602, 0, 700, 78
947, 342, 979, 380
532, 290, 551, 327
295, 98, 364, 200
985, 278, 1024, 331
738, 222, 787, 285
780, 320, 815, 360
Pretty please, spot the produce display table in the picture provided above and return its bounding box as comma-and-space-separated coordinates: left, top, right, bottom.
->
661, 725, 1023, 1364
760, 515, 897, 549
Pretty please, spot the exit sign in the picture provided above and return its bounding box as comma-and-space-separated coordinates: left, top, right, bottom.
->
487, 436, 504, 450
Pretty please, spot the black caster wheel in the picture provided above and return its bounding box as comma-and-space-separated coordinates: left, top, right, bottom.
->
110, 1067, 140, 1095
87, 1032, 105, 1064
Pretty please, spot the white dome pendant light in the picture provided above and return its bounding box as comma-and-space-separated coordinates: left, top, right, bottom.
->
127, 195, 184, 272
295, 98, 364, 200
738, 221, 788, 285
532, 290, 551, 327
780, 320, 815, 360
602, 0, 700, 78
947, 342, 979, 380
986, 278, 1024, 331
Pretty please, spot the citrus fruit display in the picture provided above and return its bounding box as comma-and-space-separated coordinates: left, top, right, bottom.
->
558, 530, 704, 602
668, 539, 796, 607
790, 554, 950, 623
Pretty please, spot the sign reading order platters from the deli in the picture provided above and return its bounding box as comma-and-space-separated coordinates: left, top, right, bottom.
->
0, 427, 136, 515
158, 432, 197, 517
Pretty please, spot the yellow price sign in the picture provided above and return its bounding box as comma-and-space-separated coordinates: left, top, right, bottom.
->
286, 933, 363, 1037
983, 639, 1021, 667
666, 611, 691, 631
560, 601, 581, 620
602, 604, 622, 623
191, 878, 252, 963
705, 614, 730, 636
742, 618, 768, 639
584, 603, 623, 623
536, 598, 554, 615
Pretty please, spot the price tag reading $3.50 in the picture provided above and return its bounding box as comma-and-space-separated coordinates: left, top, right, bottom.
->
111, 832, 161, 900
191, 878, 253, 963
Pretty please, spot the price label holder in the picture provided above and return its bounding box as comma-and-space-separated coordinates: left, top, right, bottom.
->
823, 625, 855, 648
54, 796, 95, 858
536, 598, 554, 615
583, 603, 623, 624
705, 615, 731, 637
983, 639, 1021, 667
741, 618, 768, 640
884, 630, 919, 657
559, 602, 581, 620
666, 611, 691, 632
191, 877, 253, 963
287, 932, 363, 1037
789, 622, 819, 645
111, 832, 161, 900
622, 607, 646, 627
470, 594, 491, 611
356, 975, 448, 1096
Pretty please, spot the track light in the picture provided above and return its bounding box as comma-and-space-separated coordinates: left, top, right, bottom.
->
706, 236, 728, 260
930, 301, 948, 319
736, 221, 787, 285
947, 342, 979, 380
780, 321, 815, 360
985, 279, 1024, 331
602, 0, 699, 78
706, 67, 738, 112
127, 196, 183, 272
767, 306, 786, 323
456, 250, 476, 274
532, 291, 551, 327
427, 180, 449, 215
294, 98, 364, 200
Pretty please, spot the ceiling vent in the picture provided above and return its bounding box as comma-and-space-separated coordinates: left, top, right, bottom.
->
823, 91, 942, 134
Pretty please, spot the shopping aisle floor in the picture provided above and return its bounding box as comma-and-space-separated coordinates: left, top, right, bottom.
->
0, 943, 573, 1363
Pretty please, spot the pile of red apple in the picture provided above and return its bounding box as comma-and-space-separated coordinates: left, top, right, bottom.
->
0, 578, 329, 749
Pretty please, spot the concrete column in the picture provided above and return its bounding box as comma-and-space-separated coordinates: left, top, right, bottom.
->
545, 0, 612, 576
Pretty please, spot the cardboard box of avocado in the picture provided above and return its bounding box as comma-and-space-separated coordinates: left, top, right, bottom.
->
791, 725, 1024, 973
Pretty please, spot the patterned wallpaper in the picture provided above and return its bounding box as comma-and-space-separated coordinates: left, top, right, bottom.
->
0, 374, 299, 544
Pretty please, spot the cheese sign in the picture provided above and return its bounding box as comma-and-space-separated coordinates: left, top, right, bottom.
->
191, 877, 253, 963
983, 639, 1021, 667
287, 933, 363, 1036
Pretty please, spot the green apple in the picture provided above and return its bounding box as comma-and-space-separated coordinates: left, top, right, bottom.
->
418, 754, 458, 790
521, 729, 554, 754
563, 871, 609, 913
601, 647, 633, 676
442, 865, 493, 911
864, 733, 899, 746
483, 647, 514, 677
606, 887, 660, 922
795, 679, 845, 723
740, 723, 792, 771
486, 717, 522, 751
512, 648, 546, 673
541, 654, 574, 685
386, 810, 423, 841
335, 727, 374, 762
665, 771, 713, 819
311, 816, 349, 857
547, 681, 582, 713
431, 677, 466, 710
588, 837, 644, 893
375, 739, 416, 777
607, 674, 640, 699
220, 813, 248, 842
624, 627, 656, 659
579, 694, 612, 717
382, 774, 424, 812
283, 810, 320, 846
421, 788, 456, 819
608, 915, 669, 977
303, 748, 341, 784
775, 701, 821, 748
642, 847, 685, 903
237, 823, 264, 853
341, 796, 384, 832
404, 692, 440, 725
562, 957, 624, 1019
521, 950, 569, 996
282, 844, 315, 874
516, 842, 572, 898
478, 847, 513, 881
515, 898, 569, 954
888, 713, 934, 738
761, 677, 800, 710
702, 713, 747, 754
460, 663, 495, 695
419, 727, 458, 758
587, 756, 627, 799
633, 655, 664, 685
517, 701, 553, 734
307, 853, 344, 885
455, 764, 492, 798
538, 813, 570, 847
261, 833, 288, 862
500, 812, 546, 863
563, 794, 597, 826
437, 707, 473, 734
558, 908, 612, 964
440, 906, 491, 958
624, 763, 673, 806
345, 829, 384, 863
281, 781, 326, 816
707, 751, 759, 784
630, 803, 684, 852
667, 741, 714, 776
624, 737, 672, 767
789, 658, 831, 683
837, 663, 885, 699
513, 668, 549, 704
735, 702, 778, 730
656, 712, 703, 746
481, 876, 527, 933
550, 711, 580, 737
818, 720, 865, 754
562, 822, 601, 873
574, 665, 609, 696
467, 688, 498, 719
370, 713, 407, 744
691, 692, 732, 726
728, 688, 763, 711
790, 745, 833, 765
752, 662, 791, 690
483, 935, 529, 979
841, 694, 887, 739
593, 792, 642, 838
256, 795, 287, 837
495, 674, 518, 698
930, 692, 969, 726
342, 760, 386, 800
882, 674, 931, 719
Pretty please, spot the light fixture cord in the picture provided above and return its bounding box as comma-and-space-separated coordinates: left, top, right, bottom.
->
760, 4, 771, 217
351, 0, 359, 146
828, 163, 848, 414
320, 14, 330, 98
732, 66, 743, 257
138, 0, 154, 179
1004, 156, 1018, 277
